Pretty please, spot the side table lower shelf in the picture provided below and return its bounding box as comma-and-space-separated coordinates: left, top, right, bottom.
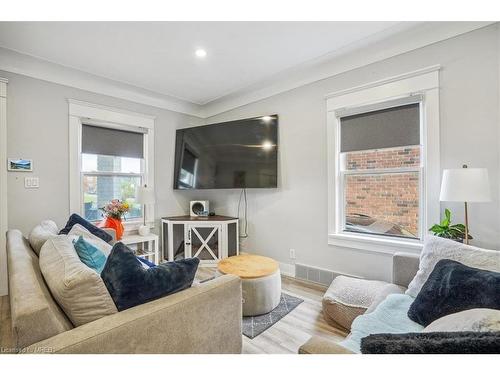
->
121, 233, 160, 265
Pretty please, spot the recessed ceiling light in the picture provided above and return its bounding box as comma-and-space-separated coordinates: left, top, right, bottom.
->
195, 48, 207, 58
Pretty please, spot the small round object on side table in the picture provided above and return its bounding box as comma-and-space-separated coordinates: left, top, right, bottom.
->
217, 254, 281, 316
138, 225, 150, 236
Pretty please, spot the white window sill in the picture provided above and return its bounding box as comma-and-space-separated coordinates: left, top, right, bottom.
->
328, 232, 423, 255
124, 220, 155, 231
90, 219, 154, 234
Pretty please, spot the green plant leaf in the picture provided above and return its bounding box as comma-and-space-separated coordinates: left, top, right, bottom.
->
445, 208, 451, 221
449, 228, 464, 238
429, 224, 446, 235
440, 218, 449, 227
450, 224, 466, 231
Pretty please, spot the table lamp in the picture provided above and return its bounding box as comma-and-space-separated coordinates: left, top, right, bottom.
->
439, 165, 491, 244
136, 185, 155, 236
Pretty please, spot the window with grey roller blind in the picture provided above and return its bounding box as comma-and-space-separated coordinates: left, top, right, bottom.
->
82, 124, 144, 158
337, 99, 423, 240
340, 103, 420, 153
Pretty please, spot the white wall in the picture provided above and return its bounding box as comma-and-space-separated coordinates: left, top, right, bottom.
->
2, 70, 203, 237
2, 24, 499, 287
179, 25, 500, 281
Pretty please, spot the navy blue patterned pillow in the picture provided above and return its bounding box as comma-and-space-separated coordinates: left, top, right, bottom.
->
408, 259, 500, 326
59, 213, 112, 243
101, 242, 199, 311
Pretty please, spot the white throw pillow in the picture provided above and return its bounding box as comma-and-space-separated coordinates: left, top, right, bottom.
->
406, 236, 500, 297
39, 235, 117, 326
28, 220, 59, 255
423, 309, 500, 332
67, 223, 112, 256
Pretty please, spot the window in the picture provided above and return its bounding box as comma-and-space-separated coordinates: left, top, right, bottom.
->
81, 124, 145, 222
326, 67, 440, 253
69, 100, 155, 230
81, 154, 143, 221
339, 101, 422, 240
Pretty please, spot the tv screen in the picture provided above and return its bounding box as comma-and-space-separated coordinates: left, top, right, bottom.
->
173, 115, 278, 189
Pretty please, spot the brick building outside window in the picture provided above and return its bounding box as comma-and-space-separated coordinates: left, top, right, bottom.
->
344, 145, 420, 239
337, 101, 423, 241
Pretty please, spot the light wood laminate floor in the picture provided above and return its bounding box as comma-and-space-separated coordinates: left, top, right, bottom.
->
0, 268, 347, 354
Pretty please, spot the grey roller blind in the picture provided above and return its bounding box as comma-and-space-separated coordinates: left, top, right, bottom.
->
82, 124, 144, 158
340, 103, 420, 153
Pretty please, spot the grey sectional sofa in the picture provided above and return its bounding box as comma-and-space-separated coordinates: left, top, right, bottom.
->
299, 252, 420, 354
6, 229, 243, 354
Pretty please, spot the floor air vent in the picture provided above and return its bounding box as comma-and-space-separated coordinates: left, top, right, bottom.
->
294, 264, 342, 286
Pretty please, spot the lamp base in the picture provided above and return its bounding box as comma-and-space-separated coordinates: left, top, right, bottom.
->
138, 225, 150, 236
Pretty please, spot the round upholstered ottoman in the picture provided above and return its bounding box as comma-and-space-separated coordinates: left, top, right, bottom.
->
322, 275, 404, 331
218, 254, 281, 316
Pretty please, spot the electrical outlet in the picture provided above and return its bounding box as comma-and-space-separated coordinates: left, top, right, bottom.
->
289, 248, 296, 259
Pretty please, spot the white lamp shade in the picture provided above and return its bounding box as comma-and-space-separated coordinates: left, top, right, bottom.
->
439, 168, 491, 202
136, 186, 155, 204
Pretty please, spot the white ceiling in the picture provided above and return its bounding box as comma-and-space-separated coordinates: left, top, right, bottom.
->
0, 22, 410, 105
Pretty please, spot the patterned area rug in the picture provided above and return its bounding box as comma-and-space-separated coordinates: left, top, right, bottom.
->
242, 293, 304, 339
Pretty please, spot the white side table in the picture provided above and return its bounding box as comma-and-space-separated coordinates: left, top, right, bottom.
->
161, 215, 239, 267
121, 233, 160, 265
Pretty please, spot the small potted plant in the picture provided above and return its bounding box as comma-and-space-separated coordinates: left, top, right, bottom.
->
98, 199, 130, 240
429, 208, 472, 242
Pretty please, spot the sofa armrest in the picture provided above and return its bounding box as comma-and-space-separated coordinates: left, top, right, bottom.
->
24, 275, 242, 354
299, 336, 354, 354
392, 252, 420, 288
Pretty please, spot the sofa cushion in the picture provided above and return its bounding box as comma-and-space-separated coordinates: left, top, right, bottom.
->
423, 309, 500, 333
322, 275, 393, 330
39, 235, 117, 326
406, 236, 500, 297
73, 235, 107, 274
59, 213, 112, 243
28, 220, 58, 256
101, 242, 199, 311
408, 259, 500, 326
360, 331, 500, 354
67, 224, 112, 256
6, 230, 73, 349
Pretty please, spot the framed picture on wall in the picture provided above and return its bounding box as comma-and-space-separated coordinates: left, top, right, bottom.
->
7, 158, 33, 172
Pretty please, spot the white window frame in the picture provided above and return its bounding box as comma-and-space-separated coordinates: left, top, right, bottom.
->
326, 66, 441, 254
0, 77, 8, 296
69, 99, 155, 232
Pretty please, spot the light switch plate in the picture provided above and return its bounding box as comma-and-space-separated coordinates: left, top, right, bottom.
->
24, 177, 39, 188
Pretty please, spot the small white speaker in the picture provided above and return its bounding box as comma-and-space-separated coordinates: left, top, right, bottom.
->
190, 200, 209, 217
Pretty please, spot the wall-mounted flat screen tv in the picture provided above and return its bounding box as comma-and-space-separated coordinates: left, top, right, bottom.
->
173, 115, 278, 189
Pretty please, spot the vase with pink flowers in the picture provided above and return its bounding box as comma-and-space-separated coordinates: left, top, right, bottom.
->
98, 199, 130, 240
